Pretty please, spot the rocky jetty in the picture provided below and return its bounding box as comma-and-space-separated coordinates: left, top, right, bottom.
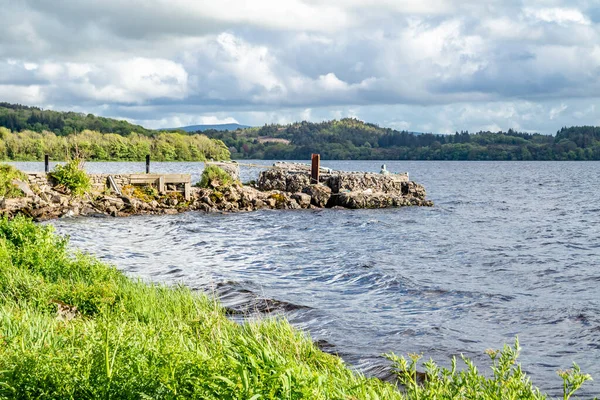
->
0, 163, 432, 221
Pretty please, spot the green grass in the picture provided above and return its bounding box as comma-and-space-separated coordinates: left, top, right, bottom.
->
0, 216, 593, 399
0, 164, 27, 199
49, 159, 92, 196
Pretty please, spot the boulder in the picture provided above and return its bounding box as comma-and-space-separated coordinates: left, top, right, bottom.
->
11, 179, 34, 197
286, 173, 311, 193
302, 184, 332, 208
336, 192, 396, 209
0, 197, 32, 211
291, 192, 311, 208
257, 168, 287, 191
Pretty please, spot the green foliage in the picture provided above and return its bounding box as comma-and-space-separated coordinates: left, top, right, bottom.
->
0, 164, 27, 199
386, 338, 593, 400
0, 102, 152, 136
49, 159, 91, 196
198, 165, 234, 189
200, 118, 600, 161
0, 129, 230, 162
0, 216, 401, 399
558, 364, 594, 400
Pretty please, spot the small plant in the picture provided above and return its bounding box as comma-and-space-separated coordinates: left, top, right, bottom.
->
558, 363, 593, 400
386, 338, 593, 400
197, 165, 234, 189
49, 159, 92, 196
122, 184, 159, 203
0, 164, 27, 198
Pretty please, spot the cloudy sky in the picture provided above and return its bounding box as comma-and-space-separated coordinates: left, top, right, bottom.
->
2, 0, 600, 133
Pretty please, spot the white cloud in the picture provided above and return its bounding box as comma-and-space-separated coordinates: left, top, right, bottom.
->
318, 73, 349, 91
215, 33, 283, 93
523, 7, 590, 26
549, 103, 568, 120
0, 84, 45, 104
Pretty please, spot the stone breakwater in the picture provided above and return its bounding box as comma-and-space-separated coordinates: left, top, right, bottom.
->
1, 164, 432, 221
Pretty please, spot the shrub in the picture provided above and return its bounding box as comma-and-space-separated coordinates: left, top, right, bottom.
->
0, 164, 27, 198
49, 159, 91, 196
197, 164, 234, 189
386, 338, 593, 400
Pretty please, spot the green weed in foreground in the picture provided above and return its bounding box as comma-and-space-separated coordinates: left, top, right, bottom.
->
386, 340, 594, 400
0, 216, 594, 399
49, 158, 92, 196
0, 164, 27, 199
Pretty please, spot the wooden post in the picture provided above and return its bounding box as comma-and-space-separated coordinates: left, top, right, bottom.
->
146, 154, 150, 174
44, 154, 49, 173
311, 154, 320, 184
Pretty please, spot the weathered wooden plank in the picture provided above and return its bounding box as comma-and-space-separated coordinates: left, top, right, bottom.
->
129, 174, 190, 181
184, 182, 191, 201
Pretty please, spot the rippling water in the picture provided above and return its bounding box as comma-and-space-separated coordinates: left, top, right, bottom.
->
16, 160, 600, 397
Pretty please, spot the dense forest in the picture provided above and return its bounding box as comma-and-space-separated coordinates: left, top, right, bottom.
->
200, 119, 600, 161
0, 103, 229, 161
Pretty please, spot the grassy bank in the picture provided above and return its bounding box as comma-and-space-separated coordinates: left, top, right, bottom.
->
0, 217, 592, 399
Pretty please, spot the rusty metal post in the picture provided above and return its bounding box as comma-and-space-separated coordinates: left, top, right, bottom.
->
44, 154, 49, 173
311, 153, 320, 184
146, 154, 150, 174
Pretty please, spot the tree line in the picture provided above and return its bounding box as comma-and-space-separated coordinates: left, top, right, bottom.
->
0, 102, 152, 136
200, 119, 600, 161
0, 129, 230, 161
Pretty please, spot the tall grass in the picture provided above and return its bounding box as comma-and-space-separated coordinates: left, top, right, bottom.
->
0, 216, 400, 399
0, 217, 593, 399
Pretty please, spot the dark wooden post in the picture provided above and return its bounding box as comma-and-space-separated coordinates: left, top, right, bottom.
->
146, 154, 150, 174
44, 154, 49, 173
311, 153, 320, 184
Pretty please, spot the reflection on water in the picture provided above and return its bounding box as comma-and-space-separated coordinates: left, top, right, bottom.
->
37, 160, 600, 396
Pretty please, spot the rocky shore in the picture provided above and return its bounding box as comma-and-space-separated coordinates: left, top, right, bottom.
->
0, 163, 432, 221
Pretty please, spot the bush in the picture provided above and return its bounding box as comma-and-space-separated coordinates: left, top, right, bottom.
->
386, 338, 593, 400
197, 165, 234, 189
0, 164, 27, 198
49, 159, 91, 196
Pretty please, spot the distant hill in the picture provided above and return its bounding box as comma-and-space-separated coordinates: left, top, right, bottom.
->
168, 123, 251, 132
198, 118, 600, 161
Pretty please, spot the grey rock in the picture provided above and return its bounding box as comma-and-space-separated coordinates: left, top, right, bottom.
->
11, 179, 34, 197
291, 192, 311, 208
302, 184, 332, 208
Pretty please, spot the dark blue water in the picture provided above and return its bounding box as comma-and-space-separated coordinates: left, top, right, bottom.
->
20, 160, 599, 397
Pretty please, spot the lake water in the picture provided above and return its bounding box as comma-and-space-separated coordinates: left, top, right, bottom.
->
13, 160, 600, 397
